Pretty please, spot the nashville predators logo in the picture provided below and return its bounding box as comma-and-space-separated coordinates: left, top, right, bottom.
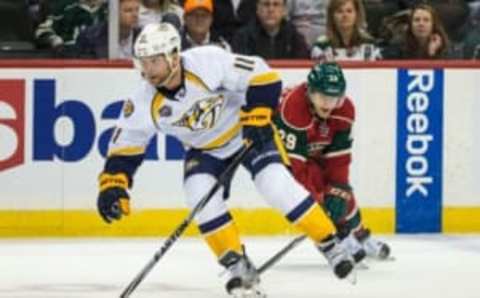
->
123, 99, 134, 118
173, 95, 225, 131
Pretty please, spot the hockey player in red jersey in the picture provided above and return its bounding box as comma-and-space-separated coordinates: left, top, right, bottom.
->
274, 62, 391, 262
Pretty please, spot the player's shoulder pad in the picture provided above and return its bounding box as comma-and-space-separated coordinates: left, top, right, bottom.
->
279, 83, 314, 130
181, 46, 228, 89
330, 97, 355, 125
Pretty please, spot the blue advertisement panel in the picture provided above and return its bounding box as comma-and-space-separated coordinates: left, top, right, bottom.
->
396, 69, 443, 233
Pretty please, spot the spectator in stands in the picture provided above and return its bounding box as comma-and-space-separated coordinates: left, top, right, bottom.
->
362, 0, 401, 39
27, 0, 44, 27
376, 7, 410, 49
75, 0, 141, 58
462, 8, 480, 59
287, 0, 329, 48
232, 0, 309, 59
382, 3, 451, 59
311, 0, 382, 61
34, 0, 107, 55
400, 0, 469, 43
0, 0, 34, 48
138, 0, 183, 28
457, 0, 480, 58
463, 29, 480, 59
181, 0, 231, 51
210, 0, 257, 44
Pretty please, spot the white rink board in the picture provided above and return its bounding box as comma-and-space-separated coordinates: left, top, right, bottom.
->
0, 67, 478, 210
443, 69, 480, 206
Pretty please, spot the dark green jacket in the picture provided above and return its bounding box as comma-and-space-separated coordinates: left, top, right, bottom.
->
35, 0, 106, 49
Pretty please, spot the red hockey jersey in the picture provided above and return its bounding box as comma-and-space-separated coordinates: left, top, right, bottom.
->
274, 83, 355, 202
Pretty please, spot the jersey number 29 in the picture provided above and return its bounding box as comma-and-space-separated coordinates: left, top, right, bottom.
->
277, 129, 297, 150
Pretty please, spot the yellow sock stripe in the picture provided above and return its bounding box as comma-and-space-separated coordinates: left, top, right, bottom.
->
98, 173, 129, 191
108, 146, 146, 157
204, 222, 243, 257
239, 107, 272, 126
293, 204, 336, 243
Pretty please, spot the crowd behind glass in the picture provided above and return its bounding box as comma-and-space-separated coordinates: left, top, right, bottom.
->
1, 0, 479, 60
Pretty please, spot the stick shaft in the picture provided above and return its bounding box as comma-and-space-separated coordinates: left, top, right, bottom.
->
258, 235, 307, 274
119, 144, 252, 297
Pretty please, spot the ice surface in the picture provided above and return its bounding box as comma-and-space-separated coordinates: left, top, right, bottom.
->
0, 235, 479, 298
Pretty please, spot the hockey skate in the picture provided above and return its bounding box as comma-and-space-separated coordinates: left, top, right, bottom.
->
219, 251, 266, 298
356, 228, 391, 260
318, 235, 356, 281
341, 233, 366, 264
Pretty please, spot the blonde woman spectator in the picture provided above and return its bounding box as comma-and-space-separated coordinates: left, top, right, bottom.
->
311, 0, 381, 61
382, 3, 450, 59
138, 0, 183, 28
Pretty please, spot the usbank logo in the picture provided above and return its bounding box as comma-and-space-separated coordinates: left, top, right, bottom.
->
396, 69, 443, 233
0, 79, 185, 173
0, 80, 25, 172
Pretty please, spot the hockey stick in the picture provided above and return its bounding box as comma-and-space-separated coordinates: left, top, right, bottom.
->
257, 234, 307, 274
119, 142, 253, 298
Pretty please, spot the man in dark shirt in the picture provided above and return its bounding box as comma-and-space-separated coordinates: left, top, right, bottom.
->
232, 0, 309, 59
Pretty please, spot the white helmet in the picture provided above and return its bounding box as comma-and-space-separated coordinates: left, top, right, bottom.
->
133, 23, 181, 87
134, 22, 181, 59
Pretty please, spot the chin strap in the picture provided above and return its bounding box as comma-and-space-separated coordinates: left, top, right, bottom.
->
157, 55, 179, 88
158, 55, 180, 87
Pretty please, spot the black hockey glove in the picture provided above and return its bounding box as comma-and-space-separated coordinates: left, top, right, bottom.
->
323, 184, 356, 227
97, 173, 131, 223
240, 106, 274, 150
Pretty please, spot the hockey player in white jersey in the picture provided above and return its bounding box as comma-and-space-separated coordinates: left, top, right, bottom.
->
96, 23, 355, 297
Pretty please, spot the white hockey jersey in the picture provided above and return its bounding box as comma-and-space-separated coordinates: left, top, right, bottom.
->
108, 46, 280, 159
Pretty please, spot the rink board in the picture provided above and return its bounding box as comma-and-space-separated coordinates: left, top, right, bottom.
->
1, 61, 480, 236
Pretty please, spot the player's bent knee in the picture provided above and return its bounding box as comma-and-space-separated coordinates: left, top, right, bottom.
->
184, 174, 228, 224
254, 163, 310, 213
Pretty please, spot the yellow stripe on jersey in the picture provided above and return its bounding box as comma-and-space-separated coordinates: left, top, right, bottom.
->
294, 204, 336, 243
204, 222, 243, 257
272, 124, 290, 166
249, 71, 281, 86
185, 70, 210, 91
108, 146, 146, 157
150, 93, 166, 128
201, 122, 242, 150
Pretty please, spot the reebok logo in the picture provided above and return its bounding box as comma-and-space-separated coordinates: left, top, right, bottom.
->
396, 69, 443, 233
